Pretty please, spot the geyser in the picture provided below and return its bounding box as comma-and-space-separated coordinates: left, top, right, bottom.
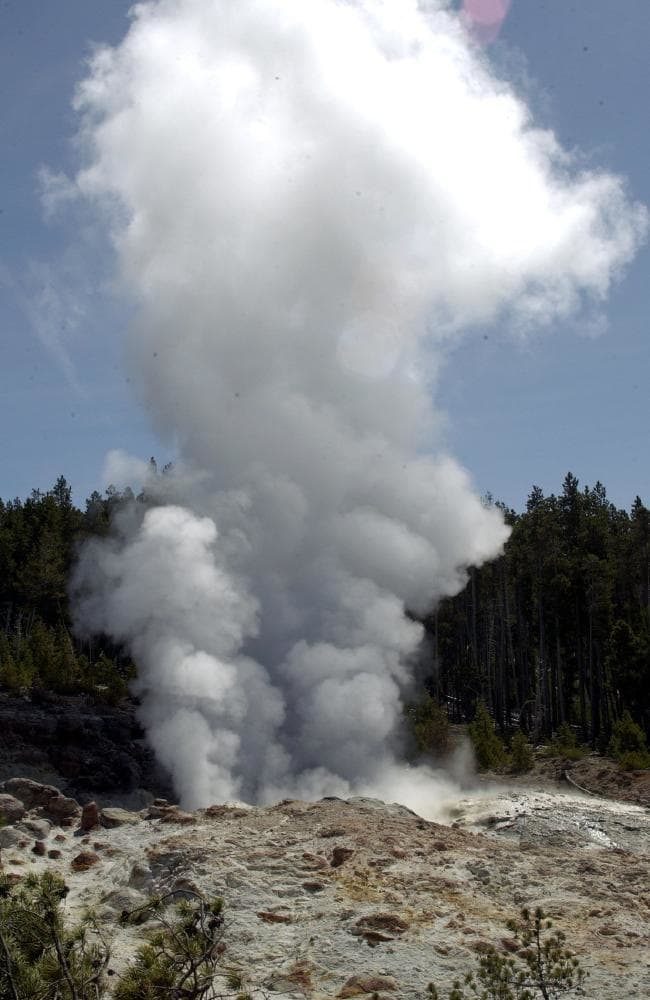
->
69, 0, 646, 809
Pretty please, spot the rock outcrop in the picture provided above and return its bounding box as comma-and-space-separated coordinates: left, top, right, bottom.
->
0, 691, 172, 805
0, 777, 648, 998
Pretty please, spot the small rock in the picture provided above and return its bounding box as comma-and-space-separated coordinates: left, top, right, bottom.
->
203, 804, 248, 819
128, 862, 153, 889
71, 852, 101, 872
54, 833, 67, 843
302, 852, 329, 869
80, 802, 100, 832
319, 827, 347, 838
268, 960, 314, 992
331, 846, 355, 868
101, 887, 147, 914
338, 975, 399, 997
171, 878, 202, 900
358, 931, 393, 947
257, 911, 292, 924
32, 840, 47, 856
303, 881, 326, 893
351, 913, 409, 945
0, 793, 25, 824
48, 850, 62, 860
145, 804, 174, 819
100, 807, 141, 829
158, 809, 195, 825
501, 937, 519, 953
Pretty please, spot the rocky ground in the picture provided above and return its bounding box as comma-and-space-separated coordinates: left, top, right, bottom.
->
0, 775, 648, 998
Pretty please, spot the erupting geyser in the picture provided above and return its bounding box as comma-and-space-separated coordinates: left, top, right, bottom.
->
69, 0, 646, 809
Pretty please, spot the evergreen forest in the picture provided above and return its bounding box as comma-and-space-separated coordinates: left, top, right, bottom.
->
0, 472, 648, 754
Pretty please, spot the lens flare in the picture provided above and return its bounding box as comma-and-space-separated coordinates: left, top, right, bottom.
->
462, 0, 512, 45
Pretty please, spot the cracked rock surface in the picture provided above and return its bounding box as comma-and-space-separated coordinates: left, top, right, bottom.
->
0, 779, 648, 998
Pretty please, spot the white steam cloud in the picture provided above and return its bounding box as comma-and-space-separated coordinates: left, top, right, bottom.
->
70, 0, 646, 810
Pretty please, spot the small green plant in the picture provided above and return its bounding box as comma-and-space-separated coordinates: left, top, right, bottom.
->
406, 695, 451, 756
617, 750, 650, 771
608, 711, 650, 768
114, 891, 226, 1000
0, 875, 234, 1000
510, 731, 534, 774
428, 907, 586, 999
0, 870, 109, 999
468, 702, 507, 771
548, 724, 586, 761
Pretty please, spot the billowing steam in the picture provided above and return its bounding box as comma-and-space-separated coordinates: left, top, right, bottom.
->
70, 0, 645, 809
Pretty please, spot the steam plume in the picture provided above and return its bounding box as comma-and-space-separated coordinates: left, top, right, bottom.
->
70, 0, 646, 809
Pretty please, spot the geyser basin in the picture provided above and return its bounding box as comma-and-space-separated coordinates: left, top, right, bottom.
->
66, 0, 646, 808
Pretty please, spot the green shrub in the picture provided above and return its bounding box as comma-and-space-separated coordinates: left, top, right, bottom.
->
548, 724, 586, 760
114, 891, 226, 1000
509, 731, 533, 773
468, 702, 507, 771
559, 746, 586, 761
428, 907, 586, 999
609, 711, 648, 764
0, 874, 228, 1000
556, 723, 577, 749
617, 750, 650, 771
406, 696, 450, 756
0, 871, 109, 999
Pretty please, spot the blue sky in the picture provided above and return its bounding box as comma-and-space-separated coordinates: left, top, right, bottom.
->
1, 0, 648, 511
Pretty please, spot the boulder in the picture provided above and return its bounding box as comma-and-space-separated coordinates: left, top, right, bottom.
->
2, 778, 61, 810
0, 826, 25, 849
45, 795, 81, 823
0, 794, 25, 824
2, 778, 80, 823
80, 801, 100, 831
100, 807, 141, 828
17, 818, 51, 839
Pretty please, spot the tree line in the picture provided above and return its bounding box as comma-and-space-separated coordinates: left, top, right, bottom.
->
0, 471, 648, 749
0, 476, 133, 701
424, 473, 649, 746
